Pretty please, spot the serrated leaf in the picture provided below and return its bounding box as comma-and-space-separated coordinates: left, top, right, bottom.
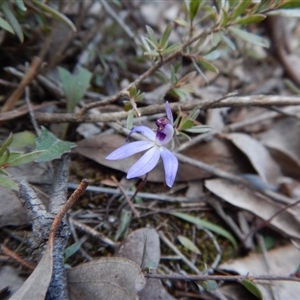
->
64, 242, 82, 261
268, 8, 300, 17
1, 1, 23, 42
0, 174, 18, 190
8, 150, 46, 166
160, 23, 173, 49
198, 57, 219, 73
184, 125, 212, 133
146, 25, 158, 47
189, 0, 203, 21
241, 279, 263, 299
31, 0, 76, 32
229, 26, 270, 48
35, 127, 75, 162
0, 16, 14, 34
178, 235, 201, 254
58, 67, 92, 113
235, 14, 266, 25
231, 0, 252, 20
171, 212, 237, 248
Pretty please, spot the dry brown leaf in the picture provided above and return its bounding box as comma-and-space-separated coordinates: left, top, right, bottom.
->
220, 244, 300, 300
224, 133, 282, 186
10, 246, 53, 300
116, 228, 174, 300
258, 117, 300, 178
67, 257, 146, 300
205, 179, 300, 239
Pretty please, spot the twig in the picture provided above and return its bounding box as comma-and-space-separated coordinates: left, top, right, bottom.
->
67, 182, 196, 202
2, 57, 42, 112
111, 176, 140, 217
25, 86, 40, 136
158, 231, 202, 275
70, 218, 116, 248
36, 95, 300, 123
0, 244, 36, 270
145, 273, 300, 282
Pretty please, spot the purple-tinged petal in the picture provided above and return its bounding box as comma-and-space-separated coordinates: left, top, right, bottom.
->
165, 101, 173, 124
156, 123, 174, 145
160, 148, 178, 187
129, 126, 156, 141
106, 141, 153, 160
127, 146, 160, 179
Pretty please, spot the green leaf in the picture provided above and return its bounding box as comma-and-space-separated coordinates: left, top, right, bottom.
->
14, 0, 27, 11
115, 209, 132, 241
241, 279, 263, 300
0, 16, 14, 34
220, 8, 229, 26
198, 57, 219, 73
268, 9, 300, 17
0, 149, 10, 166
8, 150, 46, 166
10, 131, 36, 148
235, 14, 266, 25
173, 88, 187, 99
161, 42, 182, 55
174, 17, 189, 27
1, 1, 23, 42
35, 127, 76, 162
180, 119, 194, 130
0, 174, 18, 190
278, 0, 300, 9
146, 25, 158, 47
184, 125, 212, 133
231, 0, 252, 20
178, 235, 201, 254
126, 110, 135, 129
31, 0, 76, 32
229, 27, 270, 48
0, 133, 13, 158
203, 49, 221, 60
129, 86, 137, 98
135, 92, 145, 102
171, 212, 237, 248
58, 67, 92, 113
64, 242, 82, 260
160, 23, 173, 49
189, 0, 203, 22
220, 32, 236, 50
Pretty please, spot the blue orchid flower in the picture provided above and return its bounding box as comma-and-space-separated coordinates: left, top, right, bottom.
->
106, 102, 178, 187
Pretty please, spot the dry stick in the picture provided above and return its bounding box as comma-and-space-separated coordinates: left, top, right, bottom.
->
0, 244, 36, 271
243, 198, 300, 243
24, 86, 40, 136
145, 273, 300, 283
158, 231, 202, 275
48, 179, 90, 248
36, 95, 300, 123
1, 57, 42, 113
111, 176, 140, 217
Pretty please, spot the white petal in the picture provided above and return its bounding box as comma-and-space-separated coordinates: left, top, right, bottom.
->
160, 148, 178, 187
130, 126, 156, 141
106, 141, 153, 160
127, 146, 160, 178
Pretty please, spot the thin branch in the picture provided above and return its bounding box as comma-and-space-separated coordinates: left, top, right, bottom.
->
36, 95, 300, 123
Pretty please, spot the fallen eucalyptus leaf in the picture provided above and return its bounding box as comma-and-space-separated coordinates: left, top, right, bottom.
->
67, 257, 146, 300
